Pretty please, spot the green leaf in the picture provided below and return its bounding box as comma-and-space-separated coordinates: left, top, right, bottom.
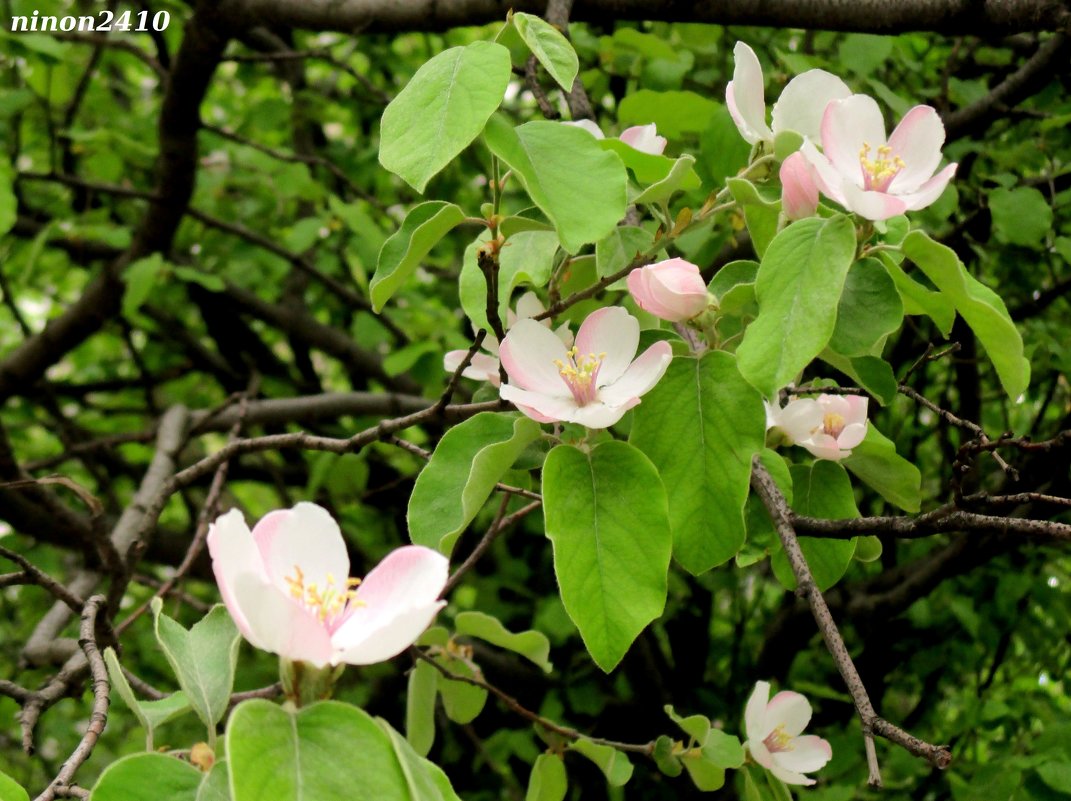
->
829, 258, 904, 356
819, 351, 898, 406
510, 13, 579, 91
878, 252, 955, 336
595, 226, 654, 280
197, 762, 230, 801
0, 770, 27, 801
855, 535, 883, 562
499, 230, 559, 319
843, 424, 922, 512
228, 699, 455, 801
104, 647, 192, 750
1037, 762, 1071, 793
90, 753, 204, 801
371, 201, 466, 312
122, 254, 166, 319
698, 107, 751, 187
726, 178, 781, 258
653, 736, 683, 777
681, 750, 726, 792
664, 704, 711, 744
526, 754, 568, 801
435, 655, 487, 724
542, 441, 671, 671
455, 610, 553, 672
902, 231, 1030, 400
597, 139, 701, 190
150, 600, 240, 735
377, 717, 464, 801
702, 730, 745, 769
989, 187, 1053, 248
772, 462, 859, 592
485, 117, 627, 253
568, 740, 634, 786
379, 42, 511, 192
617, 89, 719, 137
406, 659, 439, 757
632, 154, 700, 205
408, 412, 541, 554
631, 353, 766, 574
459, 230, 493, 332
736, 215, 858, 397
0, 159, 15, 238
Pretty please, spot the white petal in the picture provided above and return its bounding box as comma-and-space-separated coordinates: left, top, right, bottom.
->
568, 400, 639, 429
775, 735, 832, 773
778, 398, 823, 444
764, 690, 812, 737
619, 124, 667, 155
512, 291, 546, 322
800, 139, 849, 207
575, 307, 639, 385
349, 545, 448, 619
769, 761, 816, 787
747, 738, 776, 771
771, 70, 851, 140
897, 163, 957, 212
744, 680, 772, 742
231, 573, 334, 666
886, 105, 945, 193
207, 509, 265, 643
726, 42, 772, 144
334, 602, 446, 665
840, 183, 908, 221
800, 433, 845, 461
597, 341, 673, 406
837, 422, 867, 450
563, 119, 604, 139
263, 503, 350, 602
499, 318, 572, 393
821, 95, 887, 186
500, 384, 578, 423
443, 351, 501, 385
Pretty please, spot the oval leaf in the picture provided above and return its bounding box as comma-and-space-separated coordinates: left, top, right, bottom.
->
372, 201, 466, 312
91, 753, 203, 801
526, 754, 567, 801
511, 12, 578, 92
455, 610, 553, 672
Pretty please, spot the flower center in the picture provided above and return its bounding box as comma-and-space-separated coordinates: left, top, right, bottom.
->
822, 412, 846, 439
554, 346, 605, 406
284, 566, 362, 622
763, 724, 794, 754
859, 142, 905, 192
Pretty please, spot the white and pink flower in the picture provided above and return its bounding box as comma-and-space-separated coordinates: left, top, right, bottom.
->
744, 681, 833, 786
627, 258, 709, 322
801, 95, 957, 221
207, 503, 448, 667
766, 394, 869, 461
726, 42, 851, 149
564, 119, 667, 155
779, 152, 819, 221
499, 306, 672, 428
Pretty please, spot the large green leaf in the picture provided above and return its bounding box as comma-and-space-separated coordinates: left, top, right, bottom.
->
484, 117, 627, 253
726, 178, 781, 258
90, 753, 209, 801
455, 610, 553, 672
829, 258, 904, 356
988, 187, 1052, 248
772, 461, 859, 592
104, 647, 192, 750
632, 154, 700, 205
150, 601, 240, 737
509, 12, 578, 91
0, 159, 16, 238
902, 231, 1030, 400
617, 90, 719, 137
379, 42, 511, 192
878, 252, 955, 335
406, 659, 438, 757
498, 230, 559, 319
542, 441, 671, 671
227, 699, 458, 801
595, 225, 654, 280
372, 201, 466, 312
526, 754, 567, 801
843, 424, 922, 512
0, 770, 27, 801
597, 139, 700, 189
408, 412, 541, 554
736, 215, 858, 396
630, 352, 766, 574
378, 718, 464, 801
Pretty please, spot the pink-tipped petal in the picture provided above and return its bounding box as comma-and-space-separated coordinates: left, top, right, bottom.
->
207, 509, 265, 643
800, 140, 849, 207
569, 399, 640, 429
231, 573, 335, 666
263, 502, 349, 602
727, 42, 772, 144
886, 105, 945, 193
842, 394, 869, 421
821, 95, 887, 186
898, 162, 958, 212
249, 508, 291, 565
334, 601, 446, 665
765, 691, 813, 737
575, 306, 640, 385
776, 735, 833, 773
620, 124, 667, 155
444, 351, 501, 385
500, 384, 579, 423
840, 183, 908, 221
772, 70, 851, 141
597, 341, 673, 406
499, 319, 572, 394
744, 680, 772, 742
628, 260, 708, 322
768, 762, 816, 787
780, 152, 819, 221
628, 268, 679, 320
801, 433, 846, 461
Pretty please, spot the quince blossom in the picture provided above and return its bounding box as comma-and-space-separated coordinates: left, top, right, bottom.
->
779, 152, 819, 221
627, 258, 709, 322
208, 502, 447, 668
726, 41, 851, 148
443, 292, 572, 386
766, 394, 868, 461
801, 94, 957, 221
744, 680, 833, 786
564, 119, 667, 155
499, 306, 672, 428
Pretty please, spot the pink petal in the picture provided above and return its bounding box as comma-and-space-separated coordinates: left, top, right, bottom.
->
443, 350, 501, 385
207, 509, 266, 643
887, 105, 945, 193
628, 268, 680, 320
776, 735, 833, 773
619, 124, 667, 155
628, 260, 707, 322
334, 602, 446, 665
597, 340, 673, 406
841, 394, 869, 424
897, 162, 958, 212
500, 384, 578, 423
840, 183, 908, 221
800, 140, 848, 207
249, 509, 290, 565
771, 70, 851, 141
744, 680, 772, 743
726, 42, 772, 144
765, 690, 812, 737
499, 319, 572, 394
575, 307, 640, 385
820, 95, 887, 186
801, 433, 846, 461
263, 503, 349, 603
231, 572, 335, 666
780, 152, 819, 221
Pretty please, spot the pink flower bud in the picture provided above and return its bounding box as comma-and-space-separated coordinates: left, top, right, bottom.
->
627, 258, 709, 322
780, 151, 819, 221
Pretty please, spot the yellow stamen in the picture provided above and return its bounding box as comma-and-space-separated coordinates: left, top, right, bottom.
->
859, 142, 906, 192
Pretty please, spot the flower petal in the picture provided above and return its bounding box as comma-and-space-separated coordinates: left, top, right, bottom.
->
840, 182, 908, 221
821, 95, 887, 186
443, 350, 501, 385
777, 398, 823, 444
765, 690, 812, 737
744, 680, 772, 742
800, 139, 848, 207
775, 735, 833, 773
500, 384, 579, 423
801, 433, 846, 461
512, 291, 546, 322
207, 509, 266, 643
628, 268, 679, 320
597, 341, 673, 406
563, 119, 604, 139
249, 509, 290, 565
748, 737, 776, 771
771, 69, 851, 141
768, 761, 816, 787
619, 124, 667, 155
262, 502, 349, 602
569, 399, 639, 429
780, 152, 819, 221
886, 105, 945, 193
499, 319, 572, 393
231, 572, 334, 666
837, 422, 867, 450
897, 163, 957, 212
333, 601, 446, 665
726, 42, 772, 144
575, 307, 640, 385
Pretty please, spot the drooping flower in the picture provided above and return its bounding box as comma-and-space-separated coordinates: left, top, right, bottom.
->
563, 119, 667, 155
726, 41, 851, 149
766, 394, 868, 461
800, 95, 958, 221
744, 680, 833, 786
443, 292, 572, 386
207, 502, 448, 668
499, 306, 672, 428
627, 258, 709, 322
779, 152, 819, 221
